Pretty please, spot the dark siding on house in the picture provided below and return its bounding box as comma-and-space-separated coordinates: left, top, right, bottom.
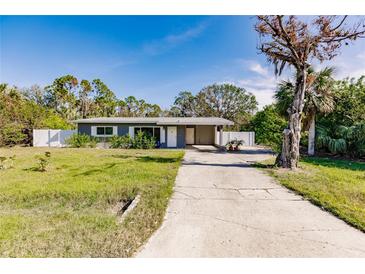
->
78, 123, 92, 135
177, 125, 185, 148
77, 123, 186, 148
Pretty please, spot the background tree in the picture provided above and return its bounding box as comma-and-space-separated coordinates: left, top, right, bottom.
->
315, 75, 365, 158
195, 84, 257, 128
249, 105, 287, 152
92, 79, 118, 117
256, 15, 365, 168
170, 84, 257, 129
119, 96, 140, 117
322, 76, 365, 126
118, 96, 162, 117
78, 80, 93, 118
144, 103, 162, 117
22, 84, 45, 106
0, 84, 71, 146
170, 91, 196, 117
45, 75, 78, 120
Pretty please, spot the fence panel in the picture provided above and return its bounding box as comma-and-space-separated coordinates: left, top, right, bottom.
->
33, 129, 76, 147
216, 131, 255, 147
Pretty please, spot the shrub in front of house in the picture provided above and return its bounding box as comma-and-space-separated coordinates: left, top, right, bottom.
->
66, 133, 97, 148
110, 132, 156, 149
132, 131, 156, 149
110, 135, 133, 149
68, 132, 157, 149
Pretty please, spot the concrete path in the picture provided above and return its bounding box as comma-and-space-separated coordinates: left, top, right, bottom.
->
137, 146, 365, 257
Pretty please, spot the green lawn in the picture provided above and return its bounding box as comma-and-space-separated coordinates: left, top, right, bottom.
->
260, 157, 365, 232
0, 147, 184, 257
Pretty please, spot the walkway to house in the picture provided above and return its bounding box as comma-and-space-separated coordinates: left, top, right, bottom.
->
137, 146, 365, 257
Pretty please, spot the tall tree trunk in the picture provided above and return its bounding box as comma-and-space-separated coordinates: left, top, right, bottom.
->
279, 68, 307, 169
308, 114, 316, 156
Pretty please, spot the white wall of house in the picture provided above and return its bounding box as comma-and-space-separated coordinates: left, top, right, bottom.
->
33, 129, 76, 147
215, 130, 255, 147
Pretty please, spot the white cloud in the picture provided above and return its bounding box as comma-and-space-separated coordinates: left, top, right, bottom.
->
234, 59, 288, 110
237, 59, 270, 76
313, 41, 365, 80
143, 22, 208, 55
238, 77, 278, 110
249, 63, 269, 76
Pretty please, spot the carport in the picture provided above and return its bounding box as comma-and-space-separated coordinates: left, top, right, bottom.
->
185, 125, 216, 145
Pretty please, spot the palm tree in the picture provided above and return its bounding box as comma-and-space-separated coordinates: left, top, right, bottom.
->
274, 67, 335, 156
304, 67, 335, 155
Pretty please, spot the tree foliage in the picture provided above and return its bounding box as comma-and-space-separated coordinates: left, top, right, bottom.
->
170, 84, 258, 128
273, 73, 365, 158
45, 75, 78, 120
118, 96, 162, 117
249, 105, 287, 152
1, 75, 164, 146
320, 76, 365, 127
170, 91, 196, 117
314, 76, 365, 158
92, 79, 118, 117
256, 15, 365, 168
0, 84, 72, 146
316, 123, 365, 157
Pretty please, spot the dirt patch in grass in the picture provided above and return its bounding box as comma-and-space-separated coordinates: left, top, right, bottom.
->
0, 147, 184, 257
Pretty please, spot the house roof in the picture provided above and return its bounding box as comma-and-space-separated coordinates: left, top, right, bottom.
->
73, 117, 234, 126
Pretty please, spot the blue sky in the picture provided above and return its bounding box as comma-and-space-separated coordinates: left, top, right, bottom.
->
1, 16, 365, 109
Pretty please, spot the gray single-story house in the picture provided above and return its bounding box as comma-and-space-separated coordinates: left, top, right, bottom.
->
74, 117, 234, 148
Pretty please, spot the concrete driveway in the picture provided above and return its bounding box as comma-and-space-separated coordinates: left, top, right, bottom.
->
137, 146, 365, 257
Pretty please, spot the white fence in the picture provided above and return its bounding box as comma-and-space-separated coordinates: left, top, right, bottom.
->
215, 131, 255, 147
33, 129, 76, 147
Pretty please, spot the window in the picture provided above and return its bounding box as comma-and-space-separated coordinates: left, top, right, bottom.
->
153, 127, 161, 141
96, 126, 114, 136
97, 127, 105, 135
105, 127, 113, 135
133, 127, 160, 141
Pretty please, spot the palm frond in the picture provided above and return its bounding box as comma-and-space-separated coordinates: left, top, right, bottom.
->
274, 80, 294, 117
328, 138, 347, 154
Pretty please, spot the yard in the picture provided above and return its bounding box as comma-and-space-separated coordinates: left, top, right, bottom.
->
261, 157, 365, 232
0, 147, 184, 257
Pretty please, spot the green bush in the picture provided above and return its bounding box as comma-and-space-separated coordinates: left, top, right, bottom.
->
132, 131, 156, 149
35, 151, 51, 172
0, 157, 7, 169
0, 156, 15, 170
110, 135, 133, 149
316, 123, 365, 157
66, 133, 97, 148
42, 112, 73, 130
249, 105, 287, 152
0, 123, 27, 146
110, 132, 156, 149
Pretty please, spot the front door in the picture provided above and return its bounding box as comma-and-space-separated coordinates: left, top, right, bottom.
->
167, 126, 177, 147
185, 127, 195, 145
